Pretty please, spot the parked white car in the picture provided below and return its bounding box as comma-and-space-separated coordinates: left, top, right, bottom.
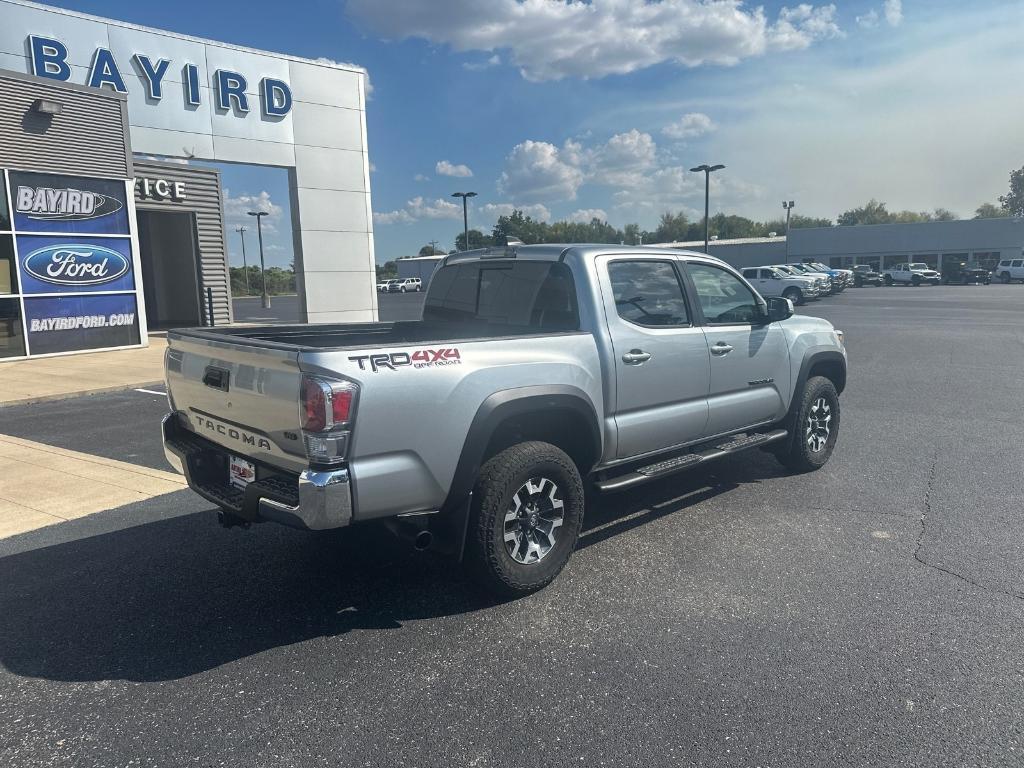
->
388, 277, 423, 293
883, 263, 941, 286
993, 258, 1024, 284
377, 279, 397, 293
771, 264, 833, 295
742, 266, 820, 305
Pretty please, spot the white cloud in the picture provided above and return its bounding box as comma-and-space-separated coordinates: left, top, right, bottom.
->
414, 173, 430, 182
498, 140, 585, 201
369, 162, 377, 172
769, 5, 843, 51
588, 129, 658, 187
373, 196, 462, 225
436, 160, 474, 178
569, 208, 608, 223
662, 112, 717, 140
346, 0, 844, 82
479, 202, 552, 222
856, 9, 879, 28
463, 54, 501, 71
222, 189, 283, 233
884, 0, 903, 27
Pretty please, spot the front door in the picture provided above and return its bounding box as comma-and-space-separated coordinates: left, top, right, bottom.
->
683, 262, 791, 437
598, 256, 710, 459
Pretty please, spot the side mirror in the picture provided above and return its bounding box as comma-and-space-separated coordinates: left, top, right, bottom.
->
765, 296, 794, 322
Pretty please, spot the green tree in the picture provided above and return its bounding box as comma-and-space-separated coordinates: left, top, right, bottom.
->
418, 244, 443, 257
974, 202, 1009, 219
837, 199, 892, 225
492, 210, 549, 244
654, 211, 690, 243
455, 229, 494, 250
931, 207, 958, 221
998, 166, 1024, 216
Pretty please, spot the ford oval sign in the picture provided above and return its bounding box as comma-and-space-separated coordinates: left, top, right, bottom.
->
23, 244, 131, 287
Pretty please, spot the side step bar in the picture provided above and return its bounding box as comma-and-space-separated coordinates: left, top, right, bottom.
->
595, 429, 788, 493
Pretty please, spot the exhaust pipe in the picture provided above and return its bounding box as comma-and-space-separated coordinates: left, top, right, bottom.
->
384, 517, 434, 551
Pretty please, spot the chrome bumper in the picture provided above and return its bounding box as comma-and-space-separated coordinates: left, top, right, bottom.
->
162, 413, 353, 530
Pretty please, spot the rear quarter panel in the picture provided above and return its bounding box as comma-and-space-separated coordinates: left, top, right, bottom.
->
299, 333, 603, 520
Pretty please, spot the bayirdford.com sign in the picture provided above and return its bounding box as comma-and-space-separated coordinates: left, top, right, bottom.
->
27, 34, 293, 118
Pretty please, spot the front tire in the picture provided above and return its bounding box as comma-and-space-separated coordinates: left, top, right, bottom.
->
466, 441, 585, 598
883, 275, 893, 285
1001, 271, 1011, 284
783, 287, 804, 305
775, 376, 840, 473
911, 274, 922, 286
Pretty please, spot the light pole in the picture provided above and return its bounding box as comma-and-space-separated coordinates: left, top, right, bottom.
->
782, 200, 795, 262
235, 226, 250, 295
451, 191, 477, 251
247, 210, 270, 309
689, 163, 725, 253
783, 200, 795, 233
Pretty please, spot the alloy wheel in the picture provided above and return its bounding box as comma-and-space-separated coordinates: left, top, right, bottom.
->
503, 477, 564, 564
806, 397, 832, 453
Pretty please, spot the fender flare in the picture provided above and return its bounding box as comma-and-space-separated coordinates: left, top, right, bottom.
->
441, 385, 601, 513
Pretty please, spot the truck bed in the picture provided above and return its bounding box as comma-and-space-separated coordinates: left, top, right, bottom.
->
170, 319, 573, 351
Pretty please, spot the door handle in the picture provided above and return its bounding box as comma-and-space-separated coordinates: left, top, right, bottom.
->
711, 342, 734, 356
621, 349, 651, 365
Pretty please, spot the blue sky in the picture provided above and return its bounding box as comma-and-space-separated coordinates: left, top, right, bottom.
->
38, 0, 1024, 266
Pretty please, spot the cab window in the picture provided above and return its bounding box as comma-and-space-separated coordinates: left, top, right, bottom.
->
686, 263, 761, 325
607, 260, 690, 327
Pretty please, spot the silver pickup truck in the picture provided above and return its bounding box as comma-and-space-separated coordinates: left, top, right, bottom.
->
162, 244, 847, 596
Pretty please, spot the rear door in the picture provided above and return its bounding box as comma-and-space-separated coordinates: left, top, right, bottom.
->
597, 256, 710, 459
682, 261, 791, 438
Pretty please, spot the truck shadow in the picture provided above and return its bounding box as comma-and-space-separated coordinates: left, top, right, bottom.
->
0, 452, 785, 684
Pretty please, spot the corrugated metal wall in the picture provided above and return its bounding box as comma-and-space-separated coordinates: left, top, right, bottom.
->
134, 161, 232, 325
0, 73, 131, 179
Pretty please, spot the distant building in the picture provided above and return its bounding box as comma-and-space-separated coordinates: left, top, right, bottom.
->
396, 255, 445, 280
655, 218, 1024, 273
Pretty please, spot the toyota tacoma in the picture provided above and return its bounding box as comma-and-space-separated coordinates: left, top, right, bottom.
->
162, 244, 847, 596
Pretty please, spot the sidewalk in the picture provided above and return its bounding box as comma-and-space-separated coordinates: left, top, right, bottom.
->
0, 335, 167, 407
0, 433, 186, 538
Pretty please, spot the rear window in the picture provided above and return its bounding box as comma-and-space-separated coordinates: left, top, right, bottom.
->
423, 260, 580, 333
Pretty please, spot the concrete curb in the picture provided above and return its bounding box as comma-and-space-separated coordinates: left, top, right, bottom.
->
0, 381, 166, 409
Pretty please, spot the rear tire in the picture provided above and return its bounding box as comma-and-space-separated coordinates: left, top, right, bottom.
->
465, 441, 584, 598
774, 376, 840, 473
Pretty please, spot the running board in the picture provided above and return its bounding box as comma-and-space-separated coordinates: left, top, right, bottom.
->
595, 429, 788, 493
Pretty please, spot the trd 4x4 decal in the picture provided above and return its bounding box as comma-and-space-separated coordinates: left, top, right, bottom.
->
349, 348, 461, 372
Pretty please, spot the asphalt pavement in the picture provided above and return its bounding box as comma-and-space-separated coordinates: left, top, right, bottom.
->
2, 284, 1023, 767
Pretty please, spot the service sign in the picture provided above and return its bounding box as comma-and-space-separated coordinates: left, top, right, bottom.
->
10, 172, 129, 235
23, 294, 140, 355
16, 235, 135, 294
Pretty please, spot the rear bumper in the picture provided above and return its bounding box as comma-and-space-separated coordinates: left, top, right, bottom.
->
162, 413, 353, 530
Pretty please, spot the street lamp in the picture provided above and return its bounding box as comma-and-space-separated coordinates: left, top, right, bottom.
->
235, 226, 250, 295
451, 191, 477, 251
247, 210, 271, 309
783, 200, 795, 233
689, 163, 725, 253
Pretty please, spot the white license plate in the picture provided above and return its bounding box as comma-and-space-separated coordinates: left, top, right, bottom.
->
229, 455, 256, 489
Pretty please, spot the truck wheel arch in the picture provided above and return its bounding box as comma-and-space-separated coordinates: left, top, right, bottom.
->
442, 386, 602, 513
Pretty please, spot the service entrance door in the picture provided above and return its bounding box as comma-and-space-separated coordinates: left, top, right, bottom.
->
136, 209, 204, 330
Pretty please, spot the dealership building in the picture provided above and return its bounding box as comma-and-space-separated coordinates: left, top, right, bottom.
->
0, 0, 375, 360
657, 217, 1024, 273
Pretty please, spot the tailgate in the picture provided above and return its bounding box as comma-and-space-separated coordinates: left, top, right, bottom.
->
165, 331, 307, 473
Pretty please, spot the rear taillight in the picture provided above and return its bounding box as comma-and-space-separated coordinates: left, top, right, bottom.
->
299, 375, 358, 466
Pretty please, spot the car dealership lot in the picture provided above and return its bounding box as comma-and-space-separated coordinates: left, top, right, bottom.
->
1, 285, 1022, 767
